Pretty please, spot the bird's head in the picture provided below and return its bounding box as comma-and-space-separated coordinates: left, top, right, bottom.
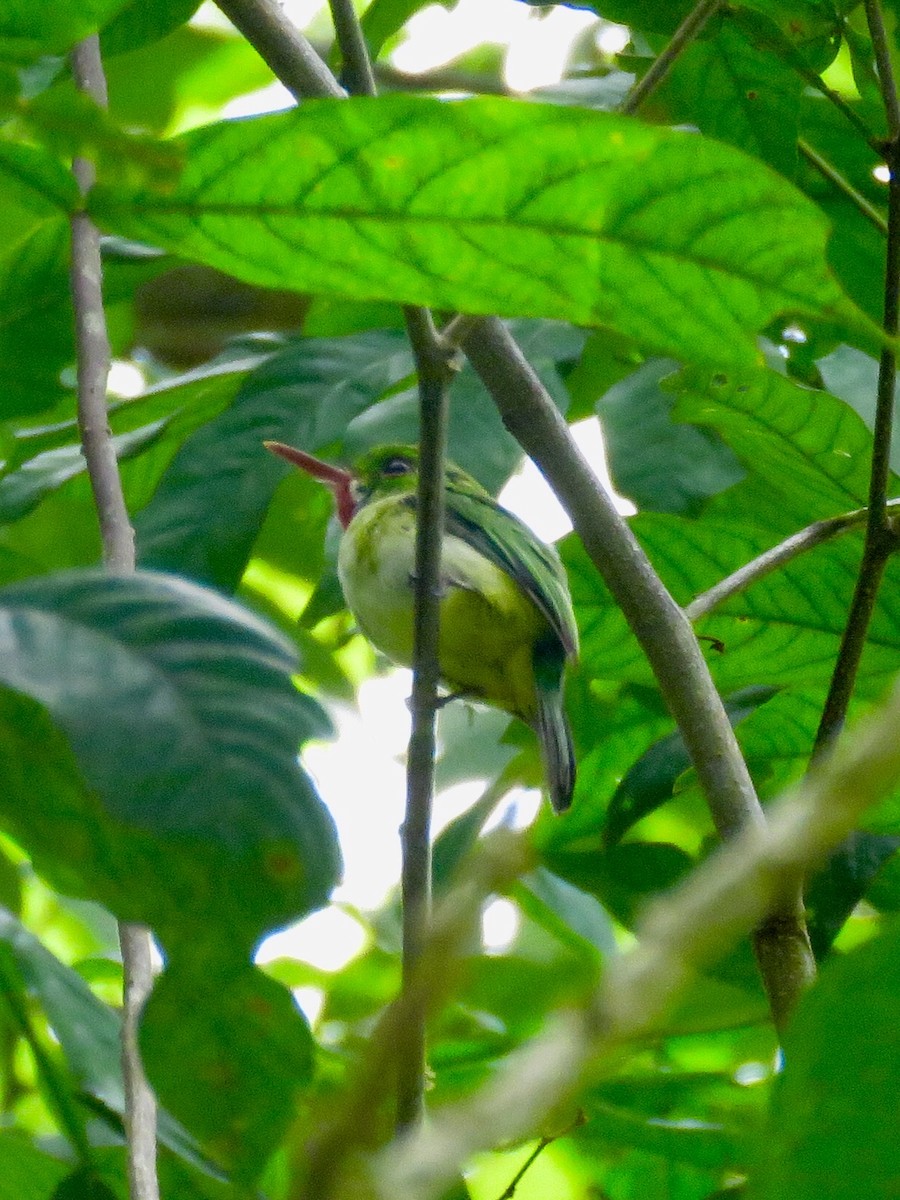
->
264, 441, 420, 529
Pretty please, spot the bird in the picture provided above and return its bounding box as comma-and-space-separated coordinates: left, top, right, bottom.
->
265, 441, 578, 811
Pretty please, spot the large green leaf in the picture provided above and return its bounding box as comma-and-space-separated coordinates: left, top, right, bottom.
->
0, 570, 339, 952
141, 957, 314, 1181
757, 919, 900, 1199
89, 96, 870, 369
0, 1133, 68, 1200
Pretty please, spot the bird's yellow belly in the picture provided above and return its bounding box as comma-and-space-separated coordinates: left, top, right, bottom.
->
338, 498, 545, 722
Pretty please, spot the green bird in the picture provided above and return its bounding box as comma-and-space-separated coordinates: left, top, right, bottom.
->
266, 441, 579, 811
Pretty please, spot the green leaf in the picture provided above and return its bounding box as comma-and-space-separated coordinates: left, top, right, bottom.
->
0, 908, 207, 1171
0, 0, 131, 60
656, 15, 802, 178
576, 1099, 744, 1171
136, 331, 412, 590
597, 360, 744, 515
0, 570, 339, 952
141, 959, 314, 1181
0, 1132, 68, 1200
604, 685, 779, 846
100, 0, 201, 57
89, 96, 870, 369
360, 0, 453, 59
805, 832, 900, 959
757, 918, 900, 1199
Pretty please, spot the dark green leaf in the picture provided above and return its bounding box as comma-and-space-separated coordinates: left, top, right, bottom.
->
605, 685, 778, 846
0, 570, 339, 952
757, 919, 900, 1199
90, 96, 870, 369
100, 0, 201, 57
0, 0, 131, 59
597, 360, 744, 515
805, 832, 900, 959
141, 959, 313, 1181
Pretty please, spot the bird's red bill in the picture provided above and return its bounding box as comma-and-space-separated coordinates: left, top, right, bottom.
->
264, 441, 355, 527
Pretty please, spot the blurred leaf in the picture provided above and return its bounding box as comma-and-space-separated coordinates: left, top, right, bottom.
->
90, 96, 871, 369
0, 570, 339, 952
576, 1099, 744, 1171
597, 360, 744, 515
360, 0, 453, 59
0, 0, 131, 61
757, 918, 900, 1199
515, 867, 616, 959
0, 908, 207, 1171
542, 842, 695, 929
0, 1132, 68, 1200
141, 959, 313, 1181
805, 832, 900, 959
100, 0, 201, 57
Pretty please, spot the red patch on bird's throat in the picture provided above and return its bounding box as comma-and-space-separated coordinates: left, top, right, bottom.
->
264, 441, 356, 528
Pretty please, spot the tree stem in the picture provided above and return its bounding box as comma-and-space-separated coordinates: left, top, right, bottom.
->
70, 35, 159, 1200
813, 1, 900, 756
459, 317, 815, 1030
621, 0, 722, 116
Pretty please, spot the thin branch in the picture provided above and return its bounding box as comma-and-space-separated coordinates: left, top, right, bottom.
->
686, 502, 900, 621
458, 317, 815, 1030
329, 0, 377, 95
216, 0, 343, 100
799, 138, 888, 236
295, 832, 532, 1200
813, 3, 900, 756
620, 0, 723, 116
397, 308, 456, 1132
70, 35, 159, 1200
379, 671, 900, 1200
866, 0, 900, 141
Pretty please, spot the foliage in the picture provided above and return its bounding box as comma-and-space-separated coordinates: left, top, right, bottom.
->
0, 1, 898, 1198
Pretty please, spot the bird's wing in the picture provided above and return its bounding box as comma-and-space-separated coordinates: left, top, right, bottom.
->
436, 487, 579, 659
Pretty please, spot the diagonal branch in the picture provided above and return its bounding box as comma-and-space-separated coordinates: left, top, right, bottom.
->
686, 500, 900, 621
70, 35, 159, 1200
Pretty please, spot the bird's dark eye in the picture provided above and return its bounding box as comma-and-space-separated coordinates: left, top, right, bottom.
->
382, 456, 412, 477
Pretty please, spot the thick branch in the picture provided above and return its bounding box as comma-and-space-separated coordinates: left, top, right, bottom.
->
216, 0, 343, 100
379, 672, 900, 1200
70, 35, 158, 1200
459, 318, 814, 1028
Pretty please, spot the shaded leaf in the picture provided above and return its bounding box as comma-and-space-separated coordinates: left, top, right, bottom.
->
0, 570, 339, 952
141, 959, 313, 1182
757, 919, 900, 1199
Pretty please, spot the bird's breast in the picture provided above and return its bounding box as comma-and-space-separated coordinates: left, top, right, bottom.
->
337, 496, 547, 719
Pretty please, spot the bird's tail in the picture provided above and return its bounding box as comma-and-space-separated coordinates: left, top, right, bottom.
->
534, 640, 576, 812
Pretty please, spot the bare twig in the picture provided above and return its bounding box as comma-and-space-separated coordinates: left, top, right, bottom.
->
813, 0, 900, 756
866, 0, 900, 141
621, 0, 722, 116
686, 501, 900, 621
379, 672, 900, 1200
458, 317, 815, 1029
398, 309, 456, 1131
70, 35, 159, 1200
799, 139, 888, 237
